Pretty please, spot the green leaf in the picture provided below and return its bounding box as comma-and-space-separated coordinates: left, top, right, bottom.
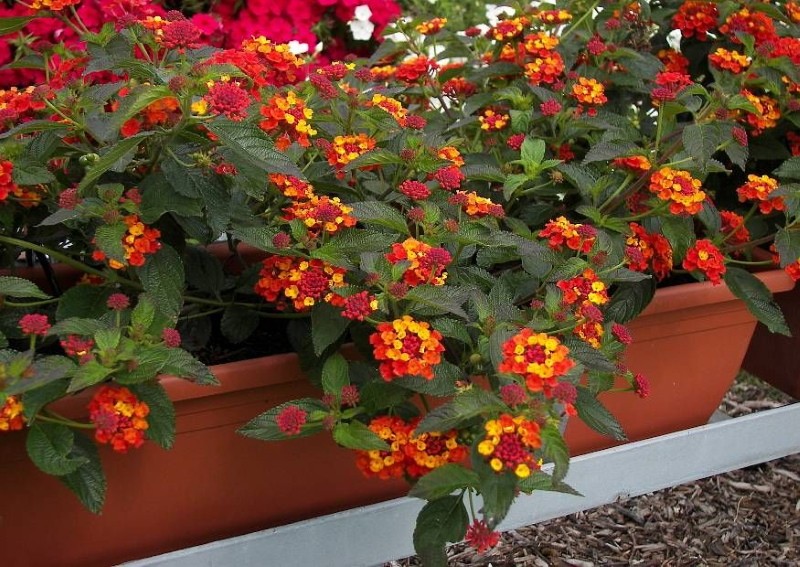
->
0, 276, 50, 299
106, 85, 173, 134
238, 398, 327, 440
321, 353, 349, 397
409, 464, 480, 500
22, 379, 69, 420
129, 381, 175, 450
184, 247, 225, 294
67, 360, 114, 393
683, 124, 721, 173
406, 285, 470, 319
541, 423, 569, 482
332, 420, 389, 451
38, 208, 81, 226
415, 388, 504, 434
93, 222, 128, 264
131, 294, 156, 330
724, 267, 790, 336
518, 471, 583, 496
77, 133, 152, 193
0, 119, 69, 140
26, 422, 88, 476
520, 137, 546, 166
582, 141, 637, 164
413, 496, 469, 567
58, 433, 106, 514
206, 119, 303, 177
575, 386, 626, 440
136, 245, 185, 320
49, 318, 108, 337
94, 328, 121, 351
160, 348, 218, 385
0, 16, 34, 36
774, 157, 800, 181
11, 161, 55, 185
312, 301, 350, 356
563, 339, 617, 373
220, 305, 260, 344
394, 361, 462, 397
56, 286, 114, 321
343, 148, 403, 171
431, 317, 472, 345
349, 201, 410, 234
473, 454, 517, 528
606, 277, 657, 324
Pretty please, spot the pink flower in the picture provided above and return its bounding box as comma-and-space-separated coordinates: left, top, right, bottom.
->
19, 314, 51, 336
275, 404, 308, 435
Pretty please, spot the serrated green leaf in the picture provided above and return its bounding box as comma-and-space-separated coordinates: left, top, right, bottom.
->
563, 338, 616, 373
11, 161, 55, 185
184, 247, 225, 294
332, 420, 389, 450
321, 353, 349, 397
312, 301, 350, 356
474, 457, 516, 528
26, 422, 88, 476
58, 433, 106, 513
238, 398, 327, 440
48, 318, 108, 337
406, 285, 470, 319
67, 360, 114, 392
395, 361, 462, 397
136, 245, 185, 320
415, 387, 504, 434
0, 276, 50, 299
94, 328, 121, 351
774, 157, 800, 181
0, 16, 34, 36
413, 496, 469, 567
160, 348, 218, 385
220, 305, 260, 344
606, 278, 656, 323
724, 267, 790, 336
22, 379, 69, 420
541, 423, 569, 482
129, 381, 175, 450
409, 464, 480, 500
56, 286, 114, 321
78, 133, 151, 192
575, 386, 626, 440
206, 119, 303, 177
94, 222, 127, 264
774, 229, 800, 268
350, 201, 410, 234
518, 471, 583, 496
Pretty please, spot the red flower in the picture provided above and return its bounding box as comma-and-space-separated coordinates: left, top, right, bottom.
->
671, 1, 718, 41
275, 404, 308, 435
465, 519, 501, 553
19, 313, 51, 336
341, 291, 378, 321
369, 316, 445, 381
498, 329, 575, 394
204, 81, 251, 122
682, 239, 726, 285
540, 216, 595, 253
736, 174, 783, 214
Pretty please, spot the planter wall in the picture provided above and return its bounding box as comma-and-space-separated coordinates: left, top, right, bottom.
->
565, 269, 795, 454
1, 269, 793, 566
742, 286, 800, 399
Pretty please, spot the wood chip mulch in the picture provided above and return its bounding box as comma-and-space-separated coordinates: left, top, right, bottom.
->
389, 374, 799, 566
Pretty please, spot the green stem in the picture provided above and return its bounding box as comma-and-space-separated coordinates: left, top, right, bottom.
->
4, 297, 61, 308
560, 0, 601, 40
419, 393, 430, 412
720, 203, 758, 245
37, 414, 95, 430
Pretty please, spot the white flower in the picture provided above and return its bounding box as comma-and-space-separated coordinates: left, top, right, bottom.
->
666, 29, 683, 52
287, 40, 309, 55
349, 19, 376, 41
349, 4, 375, 41
354, 4, 373, 21
485, 4, 515, 27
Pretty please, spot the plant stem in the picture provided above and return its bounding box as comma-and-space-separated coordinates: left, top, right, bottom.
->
36, 414, 95, 430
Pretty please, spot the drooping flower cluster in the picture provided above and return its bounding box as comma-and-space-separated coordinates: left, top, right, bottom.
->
254, 256, 346, 311
477, 413, 542, 478
498, 329, 575, 394
369, 316, 445, 381
88, 386, 150, 453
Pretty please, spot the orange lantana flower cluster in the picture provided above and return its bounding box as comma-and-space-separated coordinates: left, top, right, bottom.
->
671, 1, 718, 40
254, 256, 346, 311
120, 96, 181, 137
0, 396, 25, 432
92, 215, 162, 270
556, 268, 609, 307
682, 239, 726, 285
625, 222, 673, 280
283, 195, 356, 236
478, 109, 510, 131
385, 237, 451, 286
88, 386, 150, 453
539, 216, 596, 253
369, 315, 445, 381
259, 90, 316, 151
741, 90, 781, 135
709, 48, 750, 74
268, 173, 315, 200
369, 94, 408, 127
488, 16, 530, 41
720, 210, 751, 247
240, 37, 305, 87
570, 77, 607, 115
648, 167, 706, 215
736, 174, 784, 214
498, 329, 575, 394
29, 0, 79, 11
416, 17, 447, 35
0, 87, 46, 133
453, 191, 504, 218
477, 413, 542, 478
355, 415, 465, 479
325, 133, 376, 175
612, 155, 651, 173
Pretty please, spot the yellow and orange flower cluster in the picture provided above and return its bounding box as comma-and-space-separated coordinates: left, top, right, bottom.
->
268, 173, 315, 200
741, 90, 781, 135
571, 77, 607, 115
736, 174, 784, 214
575, 320, 604, 349
88, 386, 149, 453
719, 210, 751, 247
0, 396, 25, 432
488, 16, 530, 41
498, 329, 575, 394
240, 37, 305, 87
612, 155, 651, 173
437, 146, 465, 167
369, 315, 445, 381
92, 215, 162, 270
477, 413, 542, 478
625, 222, 673, 280
682, 239, 726, 285
394, 56, 438, 83
556, 268, 608, 307
523, 52, 564, 86
0, 87, 46, 133
455, 191, 504, 218
29, 0, 80, 10
536, 9, 572, 25
254, 256, 346, 311
539, 216, 595, 253
720, 8, 775, 45
325, 133, 377, 175
0, 160, 44, 208
120, 96, 181, 137
478, 109, 510, 131
416, 17, 447, 35
283, 195, 356, 235
369, 94, 408, 127
355, 415, 465, 479
787, 1, 800, 23
709, 48, 750, 74
385, 237, 451, 286
671, 1, 719, 41
259, 90, 316, 151
648, 167, 706, 215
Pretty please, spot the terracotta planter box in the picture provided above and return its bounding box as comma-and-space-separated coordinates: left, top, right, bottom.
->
1, 269, 793, 566
742, 286, 800, 399
565, 269, 795, 454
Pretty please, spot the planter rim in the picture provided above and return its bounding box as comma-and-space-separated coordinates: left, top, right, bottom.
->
639, 268, 794, 318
